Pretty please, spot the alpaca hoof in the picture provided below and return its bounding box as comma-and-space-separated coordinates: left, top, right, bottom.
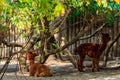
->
97, 69, 100, 72
92, 69, 95, 72
78, 69, 84, 72
79, 70, 85, 73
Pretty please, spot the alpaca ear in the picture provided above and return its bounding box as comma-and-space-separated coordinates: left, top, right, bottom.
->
102, 33, 104, 35
102, 33, 106, 35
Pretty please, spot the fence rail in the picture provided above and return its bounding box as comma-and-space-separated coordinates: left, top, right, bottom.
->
59, 17, 120, 59
0, 17, 120, 59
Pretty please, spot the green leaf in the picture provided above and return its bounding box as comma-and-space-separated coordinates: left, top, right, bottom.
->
115, 0, 120, 4
0, 26, 8, 30
19, 0, 23, 3
54, 2, 65, 17
19, 0, 29, 3
35, 42, 40, 47
39, 28, 45, 33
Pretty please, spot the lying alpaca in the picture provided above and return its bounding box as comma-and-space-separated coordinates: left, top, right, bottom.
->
27, 52, 53, 77
74, 33, 111, 72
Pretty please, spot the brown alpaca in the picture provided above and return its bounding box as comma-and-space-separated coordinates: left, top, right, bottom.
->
27, 52, 53, 77
74, 33, 110, 72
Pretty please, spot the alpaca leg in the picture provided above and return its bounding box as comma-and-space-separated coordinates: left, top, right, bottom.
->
29, 67, 34, 76
92, 58, 96, 72
95, 58, 100, 71
29, 71, 34, 76
34, 69, 40, 77
77, 59, 81, 71
35, 72, 39, 77
78, 57, 85, 72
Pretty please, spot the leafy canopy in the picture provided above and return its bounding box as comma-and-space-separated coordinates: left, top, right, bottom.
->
0, 0, 120, 32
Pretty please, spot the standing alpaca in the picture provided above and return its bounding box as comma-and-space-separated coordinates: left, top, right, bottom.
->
74, 33, 111, 72
27, 52, 53, 77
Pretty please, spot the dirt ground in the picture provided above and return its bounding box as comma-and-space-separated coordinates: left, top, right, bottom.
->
0, 59, 120, 80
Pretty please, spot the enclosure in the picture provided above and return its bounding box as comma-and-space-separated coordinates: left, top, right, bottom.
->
0, 17, 120, 60
0, 0, 120, 80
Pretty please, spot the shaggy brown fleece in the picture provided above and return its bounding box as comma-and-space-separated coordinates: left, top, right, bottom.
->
27, 52, 52, 77
74, 33, 110, 72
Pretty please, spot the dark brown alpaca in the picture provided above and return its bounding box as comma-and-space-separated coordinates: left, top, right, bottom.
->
27, 52, 53, 77
74, 33, 110, 72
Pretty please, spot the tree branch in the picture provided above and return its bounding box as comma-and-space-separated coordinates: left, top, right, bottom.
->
103, 32, 120, 67
48, 23, 105, 56
79, 24, 105, 40
1, 40, 23, 47
50, 8, 71, 33
1, 33, 41, 49
0, 47, 13, 77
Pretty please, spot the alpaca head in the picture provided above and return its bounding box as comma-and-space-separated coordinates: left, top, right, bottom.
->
101, 33, 111, 44
27, 51, 37, 65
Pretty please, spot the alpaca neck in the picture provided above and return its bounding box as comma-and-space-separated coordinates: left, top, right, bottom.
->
29, 60, 34, 65
100, 41, 108, 52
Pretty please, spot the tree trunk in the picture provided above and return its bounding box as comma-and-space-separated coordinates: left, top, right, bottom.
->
54, 33, 77, 68
63, 49, 77, 68
18, 34, 41, 72
103, 32, 120, 67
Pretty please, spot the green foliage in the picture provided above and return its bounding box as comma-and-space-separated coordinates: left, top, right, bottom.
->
3, 0, 66, 34
54, 2, 65, 17
35, 41, 40, 47
0, 26, 8, 30
67, 0, 120, 26
0, 0, 120, 38
51, 42, 59, 48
